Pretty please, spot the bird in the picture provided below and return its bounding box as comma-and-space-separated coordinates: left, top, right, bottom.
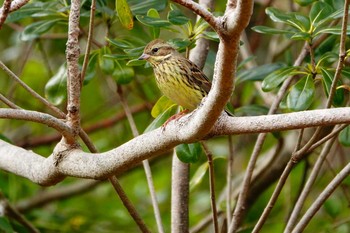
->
138, 39, 212, 115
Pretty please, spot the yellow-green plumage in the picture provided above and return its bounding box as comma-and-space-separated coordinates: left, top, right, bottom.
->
138, 39, 211, 111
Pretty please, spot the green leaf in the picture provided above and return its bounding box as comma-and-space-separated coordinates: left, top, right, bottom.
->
202, 31, 219, 42
310, 1, 333, 27
151, 95, 176, 118
99, 48, 115, 75
295, 14, 311, 30
316, 52, 338, 68
266, 7, 293, 24
176, 142, 203, 163
339, 125, 350, 147
126, 59, 146, 66
315, 8, 344, 28
266, 8, 310, 31
168, 38, 193, 52
341, 67, 350, 79
290, 31, 311, 41
251, 25, 293, 35
116, 0, 134, 30
105, 53, 137, 60
320, 67, 344, 106
128, 0, 167, 15
45, 63, 67, 105
316, 25, 350, 36
124, 46, 145, 55
112, 61, 135, 84
168, 3, 190, 25
147, 8, 160, 39
262, 66, 300, 92
236, 63, 286, 85
20, 19, 62, 41
286, 75, 315, 111
107, 38, 134, 49
6, 1, 61, 22
190, 162, 209, 191
144, 105, 178, 132
135, 15, 171, 27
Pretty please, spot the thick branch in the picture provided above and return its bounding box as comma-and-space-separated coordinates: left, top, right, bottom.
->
223, 0, 254, 37
66, 0, 81, 138
212, 107, 350, 135
169, 0, 253, 142
2, 107, 350, 185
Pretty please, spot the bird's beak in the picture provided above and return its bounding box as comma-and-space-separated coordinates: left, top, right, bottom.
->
138, 53, 150, 60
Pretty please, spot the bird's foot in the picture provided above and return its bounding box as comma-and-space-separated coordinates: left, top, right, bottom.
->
162, 109, 189, 130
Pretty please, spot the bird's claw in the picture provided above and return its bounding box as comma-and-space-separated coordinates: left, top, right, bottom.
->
161, 109, 189, 132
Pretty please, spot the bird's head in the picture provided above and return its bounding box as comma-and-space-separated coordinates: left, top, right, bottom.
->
138, 39, 177, 65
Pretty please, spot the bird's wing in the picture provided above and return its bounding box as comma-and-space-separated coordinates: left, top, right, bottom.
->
183, 58, 212, 94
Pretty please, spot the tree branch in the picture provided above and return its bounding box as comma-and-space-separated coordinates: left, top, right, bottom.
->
0, 109, 74, 141
2, 107, 350, 185
65, 0, 82, 139
171, 0, 219, 31
0, 0, 29, 13
292, 162, 350, 233
171, 153, 190, 233
0, 60, 64, 118
0, 0, 11, 29
0, 193, 39, 233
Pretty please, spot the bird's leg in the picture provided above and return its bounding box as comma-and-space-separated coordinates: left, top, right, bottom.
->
162, 109, 190, 129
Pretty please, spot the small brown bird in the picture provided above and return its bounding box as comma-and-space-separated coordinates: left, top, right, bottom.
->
138, 39, 212, 111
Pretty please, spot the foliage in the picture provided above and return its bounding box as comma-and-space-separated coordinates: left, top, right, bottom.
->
0, 0, 350, 232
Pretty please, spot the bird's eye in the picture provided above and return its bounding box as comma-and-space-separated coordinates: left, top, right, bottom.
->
152, 47, 159, 53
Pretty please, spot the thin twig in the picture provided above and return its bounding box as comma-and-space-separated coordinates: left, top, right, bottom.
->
230, 133, 267, 232
37, 40, 53, 77
325, 157, 350, 204
284, 137, 337, 232
190, 211, 224, 233
285, 6, 350, 223
0, 192, 39, 233
228, 42, 310, 233
201, 141, 219, 233
325, 0, 349, 108
67, 2, 151, 231
306, 124, 348, 153
80, 0, 96, 84
0, 60, 64, 118
0, 93, 20, 109
226, 135, 234, 229
109, 176, 151, 233
292, 162, 350, 233
116, 85, 164, 233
